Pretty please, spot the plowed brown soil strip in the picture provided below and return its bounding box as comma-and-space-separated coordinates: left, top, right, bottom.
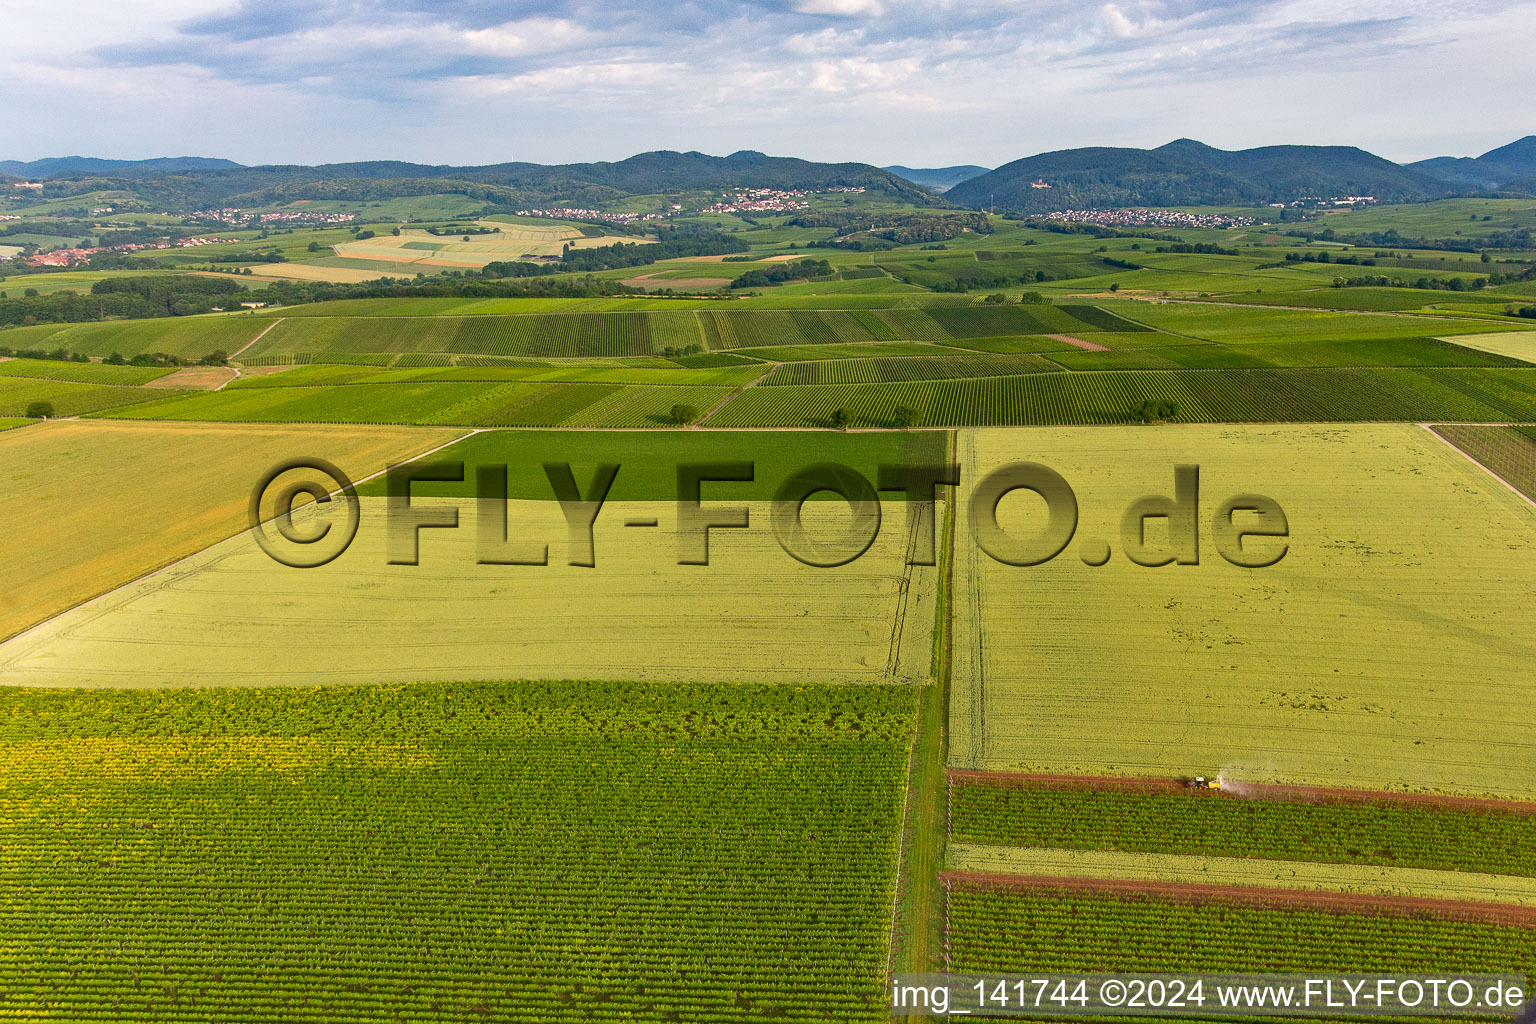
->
946, 769, 1536, 815
1046, 333, 1108, 352
941, 872, 1536, 928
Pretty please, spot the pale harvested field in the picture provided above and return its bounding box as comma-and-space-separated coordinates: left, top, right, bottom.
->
951, 423, 1536, 798
1438, 331, 1536, 364
946, 844, 1536, 906
244, 263, 399, 284
0, 497, 938, 688
0, 420, 464, 642
145, 366, 237, 390
622, 274, 732, 289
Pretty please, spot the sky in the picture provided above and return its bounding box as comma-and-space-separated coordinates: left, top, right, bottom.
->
5, 0, 1534, 168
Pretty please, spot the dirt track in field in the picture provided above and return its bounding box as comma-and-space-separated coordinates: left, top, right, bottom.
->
940, 872, 1536, 928
946, 769, 1536, 816
1045, 333, 1108, 352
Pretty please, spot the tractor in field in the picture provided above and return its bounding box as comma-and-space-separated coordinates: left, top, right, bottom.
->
1190, 775, 1222, 791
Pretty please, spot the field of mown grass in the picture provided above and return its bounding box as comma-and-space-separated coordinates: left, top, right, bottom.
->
947, 844, 1536, 905
0, 419, 464, 642
0, 497, 938, 688
0, 681, 917, 1023
949, 423, 1536, 798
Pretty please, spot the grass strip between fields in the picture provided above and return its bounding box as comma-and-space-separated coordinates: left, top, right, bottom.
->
947, 844, 1536, 907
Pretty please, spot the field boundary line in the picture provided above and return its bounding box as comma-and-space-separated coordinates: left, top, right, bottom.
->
0, 426, 480, 655
938, 872, 1536, 929
1423, 423, 1536, 512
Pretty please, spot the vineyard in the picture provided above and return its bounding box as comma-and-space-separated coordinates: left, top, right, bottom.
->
0, 315, 271, 359
761, 352, 1060, 386
0, 357, 178, 386
946, 885, 1536, 976
0, 376, 185, 418
949, 779, 1536, 877
705, 367, 1536, 427
1433, 424, 1536, 502
0, 680, 918, 1022
238, 305, 1128, 360
106, 381, 741, 427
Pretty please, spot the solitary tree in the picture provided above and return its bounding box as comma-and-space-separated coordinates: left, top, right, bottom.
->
1131, 398, 1179, 423
25, 401, 54, 419
890, 405, 916, 429
830, 408, 851, 430
669, 403, 698, 425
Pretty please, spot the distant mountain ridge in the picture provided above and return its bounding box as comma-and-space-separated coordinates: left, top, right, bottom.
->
0, 156, 243, 179
882, 165, 990, 192
1408, 136, 1536, 190
946, 139, 1458, 213
1, 150, 936, 210
6, 139, 1535, 212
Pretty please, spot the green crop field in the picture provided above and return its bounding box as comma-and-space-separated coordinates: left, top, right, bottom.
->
0, 315, 269, 359
0, 357, 177, 385
1100, 300, 1536, 343
950, 423, 1536, 798
105, 380, 743, 427
0, 377, 179, 418
0, 680, 917, 1022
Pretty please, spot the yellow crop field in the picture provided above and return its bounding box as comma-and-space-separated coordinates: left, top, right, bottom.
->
324, 223, 642, 272
244, 263, 405, 284
1438, 331, 1536, 364
950, 423, 1536, 798
946, 844, 1536, 905
0, 420, 465, 642
0, 497, 938, 687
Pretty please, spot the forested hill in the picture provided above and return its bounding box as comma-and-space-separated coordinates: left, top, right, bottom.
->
946, 139, 1456, 213
1409, 136, 1536, 190
0, 156, 243, 178
7, 150, 935, 211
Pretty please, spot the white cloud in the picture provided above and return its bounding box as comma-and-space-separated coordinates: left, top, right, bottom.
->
1, 0, 1533, 166
792, 0, 885, 17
